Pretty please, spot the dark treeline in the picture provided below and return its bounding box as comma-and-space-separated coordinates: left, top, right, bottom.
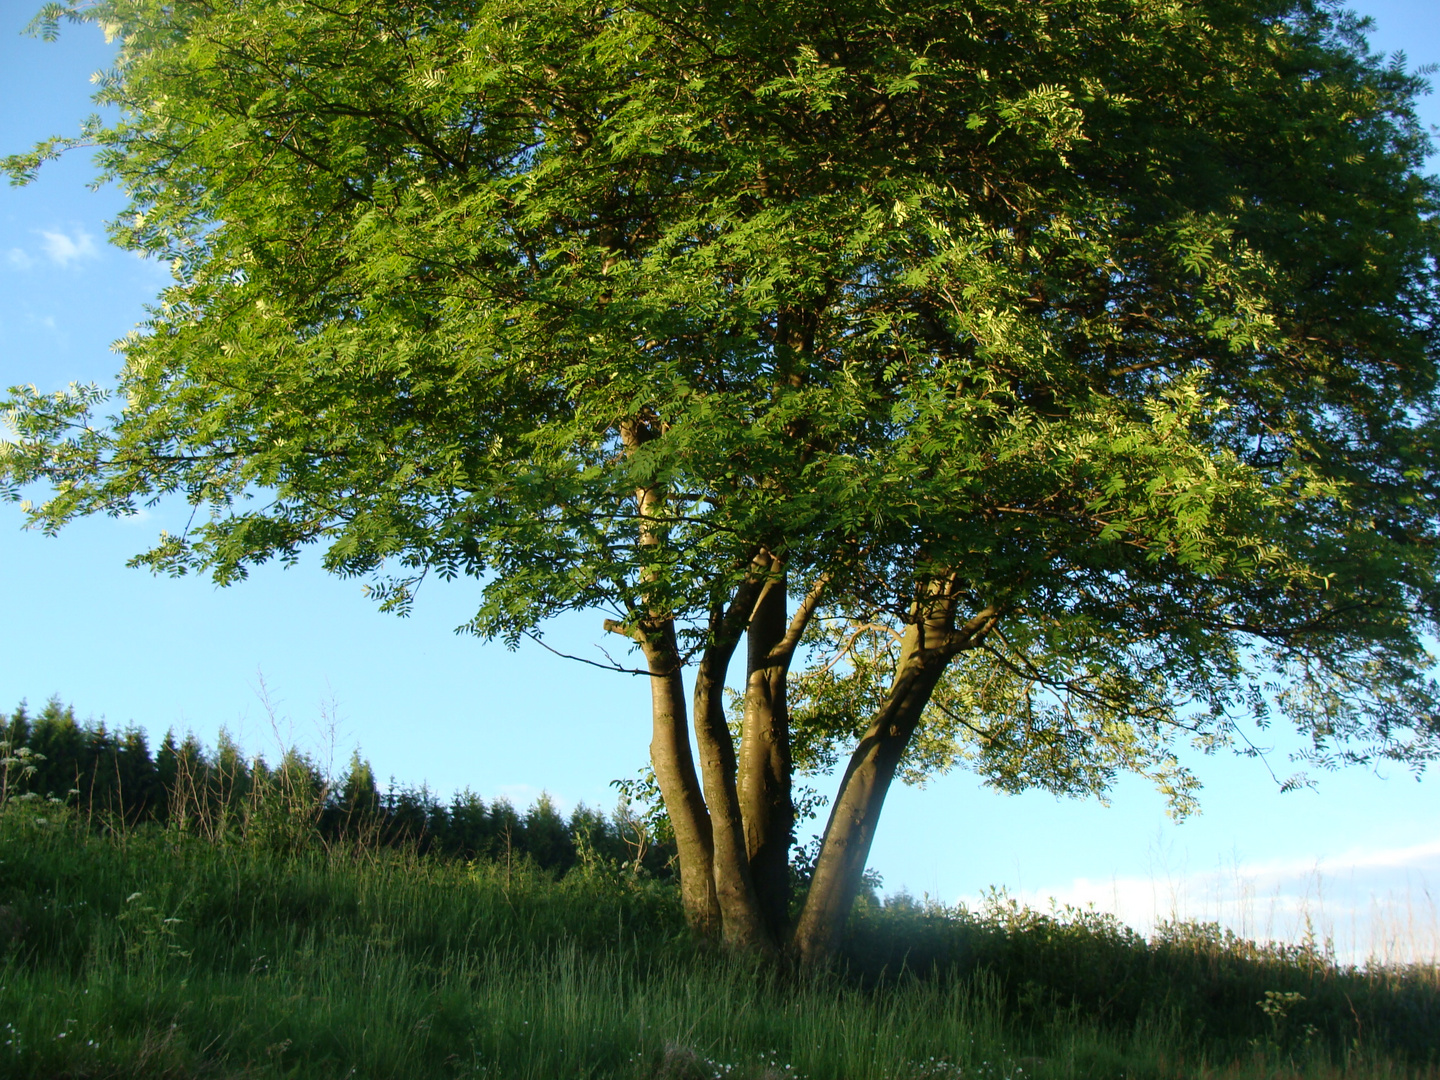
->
0, 697, 674, 876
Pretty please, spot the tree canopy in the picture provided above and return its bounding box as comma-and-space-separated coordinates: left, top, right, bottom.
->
4, 0, 1440, 960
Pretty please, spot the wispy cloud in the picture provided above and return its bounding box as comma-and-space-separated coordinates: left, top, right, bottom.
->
117, 506, 154, 527
5, 247, 34, 270
956, 840, 1440, 965
39, 228, 99, 267
20, 312, 69, 349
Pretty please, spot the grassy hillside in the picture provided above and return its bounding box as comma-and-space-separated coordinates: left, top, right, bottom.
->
0, 800, 1436, 1080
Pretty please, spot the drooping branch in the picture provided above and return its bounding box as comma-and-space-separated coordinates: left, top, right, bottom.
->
533, 628, 654, 676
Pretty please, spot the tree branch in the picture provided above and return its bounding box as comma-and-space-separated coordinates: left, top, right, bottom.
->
933, 605, 1001, 655
525, 629, 655, 677
768, 572, 830, 665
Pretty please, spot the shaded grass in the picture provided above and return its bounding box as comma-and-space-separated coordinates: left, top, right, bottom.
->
0, 804, 1435, 1080
842, 894, 1440, 1062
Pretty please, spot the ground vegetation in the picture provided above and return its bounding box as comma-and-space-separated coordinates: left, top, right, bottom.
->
0, 792, 1437, 1079
5, 0, 1440, 961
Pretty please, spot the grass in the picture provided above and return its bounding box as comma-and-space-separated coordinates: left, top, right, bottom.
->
0, 801, 1435, 1080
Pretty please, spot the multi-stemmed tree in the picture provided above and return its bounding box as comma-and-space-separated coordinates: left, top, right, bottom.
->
5, 0, 1439, 962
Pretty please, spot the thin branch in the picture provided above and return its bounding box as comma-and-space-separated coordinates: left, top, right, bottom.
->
770, 572, 831, 665
819, 622, 901, 674
927, 697, 996, 744
523, 630, 656, 677
1228, 717, 1287, 789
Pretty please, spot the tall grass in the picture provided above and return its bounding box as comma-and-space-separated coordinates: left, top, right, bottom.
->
0, 800, 1436, 1080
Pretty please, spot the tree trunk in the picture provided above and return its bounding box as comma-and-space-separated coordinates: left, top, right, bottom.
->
792, 604, 998, 965
738, 567, 794, 939
692, 578, 773, 951
639, 626, 721, 936
619, 415, 723, 936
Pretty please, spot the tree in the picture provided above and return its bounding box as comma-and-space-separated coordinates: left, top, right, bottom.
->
4, 0, 1440, 963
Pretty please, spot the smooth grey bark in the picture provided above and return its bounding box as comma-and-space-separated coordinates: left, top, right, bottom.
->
616, 419, 990, 961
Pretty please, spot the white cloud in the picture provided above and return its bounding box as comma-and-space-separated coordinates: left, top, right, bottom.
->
955, 840, 1440, 966
39, 228, 99, 267
1302, 837, 1440, 875
5, 247, 33, 270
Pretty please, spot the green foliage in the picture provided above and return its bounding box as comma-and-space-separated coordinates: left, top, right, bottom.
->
0, 699, 673, 874
0, 806, 1434, 1079
4, 0, 1440, 818
789, 620, 1204, 816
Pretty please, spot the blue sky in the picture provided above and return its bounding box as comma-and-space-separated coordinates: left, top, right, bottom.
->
2, 0, 1438, 959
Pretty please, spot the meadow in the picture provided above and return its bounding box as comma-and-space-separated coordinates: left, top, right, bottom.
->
0, 701, 1436, 1079
0, 798, 1436, 1080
